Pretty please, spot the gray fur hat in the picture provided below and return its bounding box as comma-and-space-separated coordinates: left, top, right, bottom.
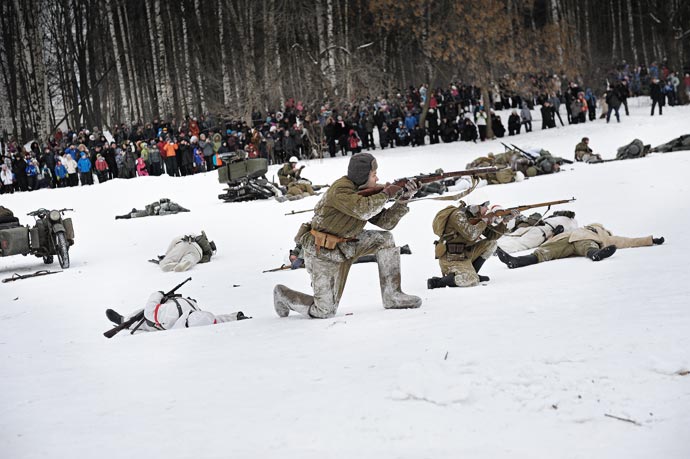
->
347, 153, 377, 187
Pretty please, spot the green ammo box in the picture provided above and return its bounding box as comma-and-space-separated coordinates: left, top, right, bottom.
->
217, 158, 268, 184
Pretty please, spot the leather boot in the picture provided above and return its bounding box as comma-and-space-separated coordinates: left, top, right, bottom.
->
587, 245, 616, 261
472, 256, 487, 273
427, 274, 456, 289
496, 247, 538, 269
273, 284, 315, 317
472, 257, 490, 281
377, 247, 422, 309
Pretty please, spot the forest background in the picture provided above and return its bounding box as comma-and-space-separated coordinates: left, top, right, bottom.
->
1, 0, 688, 142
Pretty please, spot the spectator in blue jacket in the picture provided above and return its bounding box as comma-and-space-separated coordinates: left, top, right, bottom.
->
54, 159, 68, 187
77, 151, 93, 185
64, 144, 78, 161
25, 158, 39, 191
404, 112, 417, 131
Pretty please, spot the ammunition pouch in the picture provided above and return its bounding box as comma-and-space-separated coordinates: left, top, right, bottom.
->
310, 229, 357, 252
446, 243, 466, 254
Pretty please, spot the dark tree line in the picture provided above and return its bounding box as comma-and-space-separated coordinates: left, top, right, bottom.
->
1, 0, 688, 142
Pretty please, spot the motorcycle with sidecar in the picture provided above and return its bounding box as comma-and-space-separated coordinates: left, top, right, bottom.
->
0, 208, 75, 269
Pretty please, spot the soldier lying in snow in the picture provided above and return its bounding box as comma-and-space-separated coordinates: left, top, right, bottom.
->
497, 210, 579, 253
651, 134, 690, 153
115, 198, 189, 219
105, 291, 249, 333
149, 231, 216, 272
497, 223, 665, 268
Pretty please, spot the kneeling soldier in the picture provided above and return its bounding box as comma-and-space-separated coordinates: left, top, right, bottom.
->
274, 153, 421, 318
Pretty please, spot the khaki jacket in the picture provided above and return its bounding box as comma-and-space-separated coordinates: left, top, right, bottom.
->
551, 223, 652, 248
309, 176, 408, 239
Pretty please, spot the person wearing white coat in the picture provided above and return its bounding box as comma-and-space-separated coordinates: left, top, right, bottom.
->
105, 291, 249, 333
497, 211, 579, 253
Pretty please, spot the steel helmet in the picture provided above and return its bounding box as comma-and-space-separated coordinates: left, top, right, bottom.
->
289, 156, 298, 163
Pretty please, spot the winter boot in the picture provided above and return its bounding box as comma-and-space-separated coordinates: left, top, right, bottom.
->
377, 247, 422, 309
106, 309, 124, 325
587, 245, 617, 261
472, 257, 490, 282
273, 284, 315, 317
472, 256, 487, 273
496, 247, 538, 269
400, 244, 412, 255
427, 274, 457, 289
652, 236, 665, 245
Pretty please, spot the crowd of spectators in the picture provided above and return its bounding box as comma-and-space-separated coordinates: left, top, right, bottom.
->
1, 60, 687, 195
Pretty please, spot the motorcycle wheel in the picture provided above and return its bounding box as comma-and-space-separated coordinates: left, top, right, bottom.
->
43, 255, 54, 264
55, 232, 70, 269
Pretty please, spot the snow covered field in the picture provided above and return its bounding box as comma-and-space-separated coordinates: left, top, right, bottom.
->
1, 101, 689, 458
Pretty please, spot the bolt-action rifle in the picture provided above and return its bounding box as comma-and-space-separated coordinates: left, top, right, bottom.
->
2, 270, 61, 283
468, 198, 576, 225
103, 277, 193, 339
357, 167, 499, 197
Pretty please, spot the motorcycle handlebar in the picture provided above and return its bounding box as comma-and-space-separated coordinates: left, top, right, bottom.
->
27, 208, 73, 217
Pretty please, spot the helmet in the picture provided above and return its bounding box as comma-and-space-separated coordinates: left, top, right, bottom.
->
289, 156, 298, 163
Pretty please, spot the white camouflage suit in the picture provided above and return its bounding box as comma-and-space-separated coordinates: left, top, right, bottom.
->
125, 292, 243, 332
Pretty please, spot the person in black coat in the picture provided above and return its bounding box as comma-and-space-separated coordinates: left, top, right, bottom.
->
508, 110, 521, 136
605, 87, 621, 123
540, 102, 556, 129
650, 78, 663, 116
491, 113, 506, 138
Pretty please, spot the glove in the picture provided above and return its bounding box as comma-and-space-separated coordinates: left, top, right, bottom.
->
652, 236, 664, 245
553, 225, 565, 236
382, 183, 403, 199
397, 180, 419, 202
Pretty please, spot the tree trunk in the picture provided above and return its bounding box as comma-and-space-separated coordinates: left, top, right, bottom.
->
616, 0, 625, 61
154, 0, 172, 118
625, 0, 638, 64
637, 0, 648, 66
218, 0, 232, 109
106, 0, 129, 121
584, 0, 593, 62
180, 1, 195, 116
325, 0, 337, 95
193, 0, 207, 114
551, 0, 564, 68
609, 0, 617, 62
145, 0, 161, 117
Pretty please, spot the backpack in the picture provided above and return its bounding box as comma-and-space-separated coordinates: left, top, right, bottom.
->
432, 205, 459, 238
194, 231, 216, 263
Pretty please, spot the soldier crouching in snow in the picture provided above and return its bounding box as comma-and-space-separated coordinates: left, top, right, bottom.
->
427, 201, 518, 289
273, 153, 421, 319
496, 223, 665, 268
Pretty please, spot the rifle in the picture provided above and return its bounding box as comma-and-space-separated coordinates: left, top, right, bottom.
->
590, 158, 620, 164
357, 167, 499, 197
468, 198, 576, 224
285, 208, 315, 216
103, 276, 193, 339
509, 143, 538, 160
2, 270, 61, 283
262, 264, 291, 273
511, 143, 574, 165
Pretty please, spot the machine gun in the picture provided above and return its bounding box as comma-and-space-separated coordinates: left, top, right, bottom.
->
103, 277, 192, 339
